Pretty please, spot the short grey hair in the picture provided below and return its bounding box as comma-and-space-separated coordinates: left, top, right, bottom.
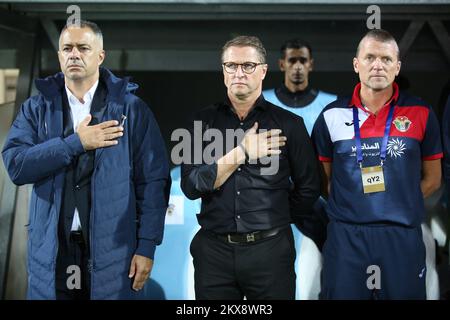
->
59, 20, 103, 48
356, 29, 400, 60
221, 35, 266, 63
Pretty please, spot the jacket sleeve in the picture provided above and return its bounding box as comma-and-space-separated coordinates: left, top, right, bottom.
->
181, 164, 217, 200
131, 98, 171, 259
1, 97, 85, 185
180, 114, 218, 200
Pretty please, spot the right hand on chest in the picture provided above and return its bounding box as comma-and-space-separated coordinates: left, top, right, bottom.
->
76, 114, 124, 151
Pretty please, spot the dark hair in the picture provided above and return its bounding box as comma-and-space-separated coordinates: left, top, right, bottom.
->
356, 29, 400, 59
221, 35, 266, 63
280, 39, 312, 58
60, 20, 103, 44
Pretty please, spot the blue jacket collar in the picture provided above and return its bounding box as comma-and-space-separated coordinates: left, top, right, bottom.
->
34, 67, 138, 104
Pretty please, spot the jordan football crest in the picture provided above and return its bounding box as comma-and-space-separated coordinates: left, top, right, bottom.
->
393, 116, 412, 132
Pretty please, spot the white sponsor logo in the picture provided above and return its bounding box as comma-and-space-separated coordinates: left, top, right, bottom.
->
351, 142, 380, 153
387, 138, 406, 158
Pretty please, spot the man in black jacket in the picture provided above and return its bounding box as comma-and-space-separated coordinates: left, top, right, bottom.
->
180, 35, 320, 300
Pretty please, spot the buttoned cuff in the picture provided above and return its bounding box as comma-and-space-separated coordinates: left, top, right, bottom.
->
195, 163, 218, 193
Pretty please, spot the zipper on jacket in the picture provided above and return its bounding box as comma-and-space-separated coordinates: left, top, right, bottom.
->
87, 259, 93, 273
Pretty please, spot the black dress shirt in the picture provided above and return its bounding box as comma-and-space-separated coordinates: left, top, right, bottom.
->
181, 95, 320, 234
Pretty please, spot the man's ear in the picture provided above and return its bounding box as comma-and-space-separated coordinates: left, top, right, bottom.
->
396, 60, 401, 76
353, 57, 359, 74
261, 64, 268, 80
278, 59, 286, 72
57, 50, 64, 67
310, 58, 314, 72
98, 50, 105, 66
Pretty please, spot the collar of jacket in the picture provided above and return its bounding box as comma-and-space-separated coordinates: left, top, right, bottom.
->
34, 67, 138, 105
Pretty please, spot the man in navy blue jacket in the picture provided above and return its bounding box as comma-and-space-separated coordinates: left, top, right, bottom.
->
2, 20, 171, 299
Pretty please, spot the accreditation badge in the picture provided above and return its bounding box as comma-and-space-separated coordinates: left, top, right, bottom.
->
361, 165, 385, 194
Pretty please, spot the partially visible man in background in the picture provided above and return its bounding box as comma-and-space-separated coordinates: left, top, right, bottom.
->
263, 39, 337, 299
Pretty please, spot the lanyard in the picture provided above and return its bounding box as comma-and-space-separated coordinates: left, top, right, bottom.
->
353, 102, 395, 167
